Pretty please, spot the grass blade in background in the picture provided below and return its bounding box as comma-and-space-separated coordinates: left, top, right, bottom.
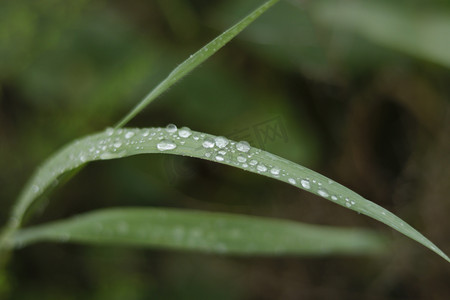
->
11, 208, 388, 255
311, 1, 450, 68
115, 0, 280, 128
2, 127, 448, 261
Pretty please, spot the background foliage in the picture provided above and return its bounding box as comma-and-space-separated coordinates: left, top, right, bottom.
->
1, 0, 449, 299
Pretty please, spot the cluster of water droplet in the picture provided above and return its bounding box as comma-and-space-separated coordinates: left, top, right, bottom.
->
23, 123, 364, 224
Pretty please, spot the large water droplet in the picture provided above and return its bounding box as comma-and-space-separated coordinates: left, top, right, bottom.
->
178, 127, 192, 138
165, 124, 177, 133
257, 164, 267, 172
236, 141, 250, 153
270, 167, 280, 175
202, 137, 215, 148
300, 179, 310, 189
214, 136, 229, 148
157, 139, 177, 151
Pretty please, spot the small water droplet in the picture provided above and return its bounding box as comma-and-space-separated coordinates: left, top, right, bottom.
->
300, 179, 310, 189
257, 164, 267, 172
113, 142, 122, 148
125, 131, 135, 139
288, 178, 296, 185
214, 136, 229, 148
178, 127, 192, 138
345, 202, 352, 208
31, 185, 40, 193
331, 195, 338, 201
202, 137, 215, 148
237, 155, 247, 163
215, 155, 224, 161
318, 189, 329, 197
270, 168, 280, 175
165, 124, 177, 133
249, 159, 257, 166
142, 129, 150, 137
236, 141, 250, 153
105, 127, 114, 136
157, 139, 177, 151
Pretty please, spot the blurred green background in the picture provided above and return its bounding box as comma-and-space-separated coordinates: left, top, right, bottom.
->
1, 0, 449, 299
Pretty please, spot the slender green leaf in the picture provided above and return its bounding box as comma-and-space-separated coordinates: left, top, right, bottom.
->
311, 1, 450, 68
11, 208, 388, 255
115, 0, 280, 128
2, 127, 448, 261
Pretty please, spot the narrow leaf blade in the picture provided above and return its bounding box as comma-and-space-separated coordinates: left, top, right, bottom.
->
12, 208, 388, 256
115, 0, 280, 128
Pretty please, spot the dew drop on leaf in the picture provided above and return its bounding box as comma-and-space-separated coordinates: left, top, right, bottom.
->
236, 141, 250, 153
202, 137, 215, 148
178, 127, 192, 138
165, 124, 178, 133
214, 136, 229, 148
157, 139, 177, 151
300, 179, 311, 189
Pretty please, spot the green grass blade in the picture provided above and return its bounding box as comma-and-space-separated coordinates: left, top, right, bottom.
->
115, 0, 280, 128
3, 127, 449, 261
311, 1, 450, 68
10, 207, 388, 255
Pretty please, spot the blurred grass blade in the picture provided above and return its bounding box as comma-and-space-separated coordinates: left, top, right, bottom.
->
3, 127, 449, 261
11, 208, 388, 255
115, 0, 280, 128
311, 1, 450, 68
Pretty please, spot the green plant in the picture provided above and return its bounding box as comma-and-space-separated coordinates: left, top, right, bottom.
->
1, 0, 448, 294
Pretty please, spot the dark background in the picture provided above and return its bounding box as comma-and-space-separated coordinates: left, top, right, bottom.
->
0, 0, 449, 299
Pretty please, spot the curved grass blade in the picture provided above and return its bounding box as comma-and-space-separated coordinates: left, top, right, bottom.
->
311, 1, 450, 68
115, 0, 280, 128
2, 127, 448, 261
10, 208, 388, 255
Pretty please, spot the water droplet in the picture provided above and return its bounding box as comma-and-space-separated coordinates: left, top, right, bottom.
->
125, 131, 135, 139
215, 155, 224, 161
288, 178, 296, 185
31, 185, 40, 193
270, 168, 280, 175
142, 129, 150, 137
113, 142, 122, 148
105, 127, 114, 136
345, 202, 352, 208
157, 139, 177, 151
318, 189, 329, 197
165, 124, 177, 133
178, 127, 192, 138
249, 159, 257, 166
214, 136, 229, 148
237, 155, 247, 163
257, 164, 267, 172
331, 195, 338, 201
236, 141, 250, 153
300, 179, 310, 189
218, 150, 227, 155
202, 137, 215, 148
